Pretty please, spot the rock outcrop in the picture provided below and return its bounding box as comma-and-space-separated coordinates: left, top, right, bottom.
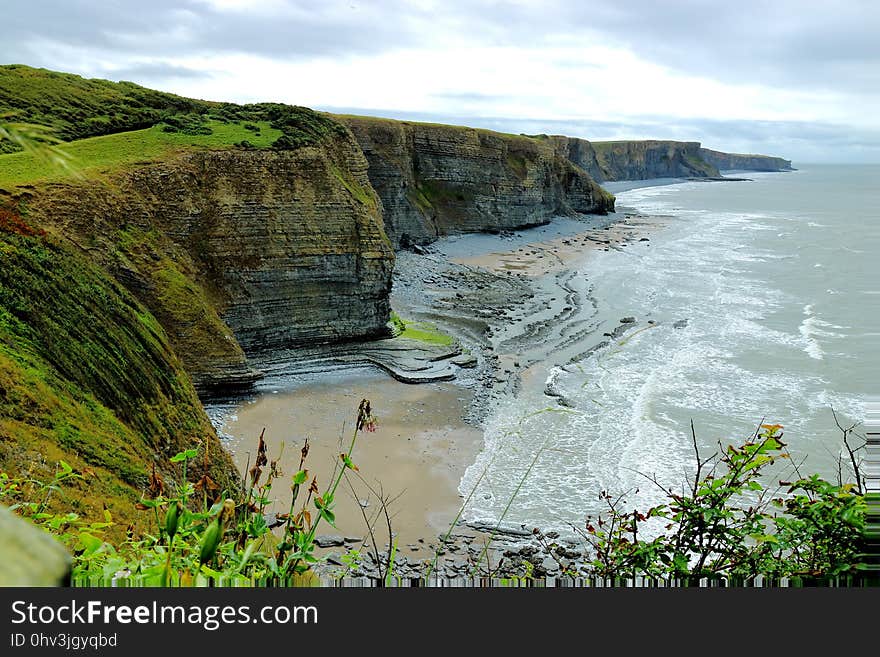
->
22, 134, 394, 390
340, 117, 615, 248
549, 136, 719, 182
699, 148, 794, 172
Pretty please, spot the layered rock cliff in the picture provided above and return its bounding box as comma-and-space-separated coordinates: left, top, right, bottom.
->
340, 117, 615, 248
22, 137, 394, 390
699, 148, 794, 172
549, 136, 719, 182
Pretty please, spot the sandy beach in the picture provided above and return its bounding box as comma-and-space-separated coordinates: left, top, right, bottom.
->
220, 368, 482, 552
209, 206, 662, 575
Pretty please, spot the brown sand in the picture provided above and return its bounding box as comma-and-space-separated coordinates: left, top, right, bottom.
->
454, 215, 661, 278
221, 370, 481, 551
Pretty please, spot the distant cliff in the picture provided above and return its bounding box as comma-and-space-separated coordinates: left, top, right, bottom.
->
340, 117, 615, 248
699, 148, 794, 172
549, 137, 719, 182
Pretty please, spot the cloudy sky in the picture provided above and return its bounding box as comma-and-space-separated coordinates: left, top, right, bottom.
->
5, 0, 879, 163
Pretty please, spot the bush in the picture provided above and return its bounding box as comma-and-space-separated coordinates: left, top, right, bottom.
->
3, 400, 378, 586
576, 422, 866, 580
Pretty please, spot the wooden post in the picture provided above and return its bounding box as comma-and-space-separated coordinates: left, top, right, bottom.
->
0, 504, 71, 586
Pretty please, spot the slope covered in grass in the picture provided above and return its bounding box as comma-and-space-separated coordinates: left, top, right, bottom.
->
0, 120, 282, 187
0, 217, 238, 534
0, 64, 348, 181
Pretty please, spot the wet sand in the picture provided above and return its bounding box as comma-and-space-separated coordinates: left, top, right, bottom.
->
453, 213, 661, 278
215, 210, 663, 567
220, 368, 481, 551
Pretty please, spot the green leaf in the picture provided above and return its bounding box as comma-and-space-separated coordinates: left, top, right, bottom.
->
78, 532, 104, 557
170, 448, 198, 462
292, 470, 308, 485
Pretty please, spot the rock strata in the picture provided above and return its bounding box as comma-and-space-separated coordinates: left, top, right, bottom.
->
699, 148, 794, 172
340, 117, 615, 248
24, 136, 394, 389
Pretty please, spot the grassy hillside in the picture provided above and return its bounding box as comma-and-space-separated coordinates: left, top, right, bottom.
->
0, 65, 347, 185
0, 64, 209, 148
0, 213, 238, 533
0, 120, 282, 187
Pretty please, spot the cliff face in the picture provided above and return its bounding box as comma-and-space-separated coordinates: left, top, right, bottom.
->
550, 137, 719, 182
699, 148, 794, 172
22, 135, 394, 389
340, 117, 615, 248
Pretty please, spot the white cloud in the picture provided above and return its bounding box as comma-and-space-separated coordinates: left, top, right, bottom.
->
3, 0, 878, 161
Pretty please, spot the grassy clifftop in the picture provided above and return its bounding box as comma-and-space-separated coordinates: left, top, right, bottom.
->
0, 65, 346, 187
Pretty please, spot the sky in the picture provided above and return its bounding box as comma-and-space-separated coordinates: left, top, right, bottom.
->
4, 0, 879, 163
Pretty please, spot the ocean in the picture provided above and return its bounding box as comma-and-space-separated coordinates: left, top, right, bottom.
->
460, 164, 879, 536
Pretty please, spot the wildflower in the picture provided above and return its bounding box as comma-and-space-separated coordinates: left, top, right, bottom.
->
299, 438, 310, 468
194, 473, 220, 501
164, 501, 181, 540
199, 499, 235, 566
356, 398, 378, 433
255, 429, 268, 468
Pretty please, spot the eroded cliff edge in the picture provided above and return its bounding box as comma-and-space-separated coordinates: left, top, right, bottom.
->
340, 117, 615, 248
21, 139, 394, 390
2, 127, 394, 528
550, 136, 719, 182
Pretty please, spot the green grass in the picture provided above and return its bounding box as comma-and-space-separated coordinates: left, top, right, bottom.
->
0, 120, 282, 188
389, 312, 453, 345
0, 64, 211, 149
1, 65, 349, 186
0, 229, 236, 535
335, 112, 547, 147
329, 164, 376, 208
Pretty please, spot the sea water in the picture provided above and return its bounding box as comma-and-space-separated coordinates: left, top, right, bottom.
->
460, 165, 879, 536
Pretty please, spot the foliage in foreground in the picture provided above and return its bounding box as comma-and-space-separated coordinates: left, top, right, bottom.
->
3, 400, 377, 586
573, 422, 866, 580
1, 412, 869, 585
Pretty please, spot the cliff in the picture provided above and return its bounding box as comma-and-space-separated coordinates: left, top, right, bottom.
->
19, 138, 394, 390
549, 136, 719, 182
699, 148, 794, 172
2, 89, 393, 531
339, 117, 615, 248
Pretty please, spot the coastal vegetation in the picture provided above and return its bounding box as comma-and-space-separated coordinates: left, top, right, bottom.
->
0, 64, 345, 188
1, 412, 868, 584
0, 225, 238, 533
389, 312, 454, 346
1, 65, 823, 586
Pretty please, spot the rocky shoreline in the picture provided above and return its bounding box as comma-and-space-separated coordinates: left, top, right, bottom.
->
295, 206, 665, 581
207, 203, 658, 581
